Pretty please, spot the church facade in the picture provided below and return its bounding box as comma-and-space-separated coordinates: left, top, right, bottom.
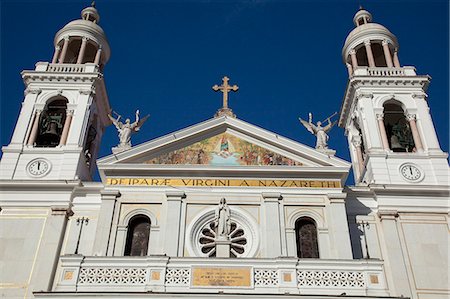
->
0, 4, 448, 299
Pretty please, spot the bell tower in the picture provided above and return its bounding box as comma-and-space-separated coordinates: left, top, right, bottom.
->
0, 3, 111, 181
339, 8, 449, 185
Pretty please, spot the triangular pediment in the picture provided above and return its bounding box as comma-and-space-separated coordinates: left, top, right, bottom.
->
98, 116, 349, 169
143, 132, 303, 166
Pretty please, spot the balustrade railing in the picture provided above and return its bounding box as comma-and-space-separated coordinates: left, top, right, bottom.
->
34, 62, 99, 73
54, 255, 388, 296
353, 66, 416, 77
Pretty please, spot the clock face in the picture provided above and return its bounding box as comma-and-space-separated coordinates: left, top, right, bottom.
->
400, 164, 422, 182
27, 159, 51, 177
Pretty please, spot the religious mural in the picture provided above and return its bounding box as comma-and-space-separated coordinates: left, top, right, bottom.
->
145, 133, 303, 166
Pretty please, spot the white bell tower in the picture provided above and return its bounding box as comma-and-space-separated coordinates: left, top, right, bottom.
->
0, 3, 111, 181
339, 8, 449, 185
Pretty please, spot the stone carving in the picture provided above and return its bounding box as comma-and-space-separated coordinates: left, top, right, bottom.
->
297, 270, 365, 288
214, 198, 231, 239
108, 110, 149, 153
79, 267, 147, 285
254, 269, 279, 286
299, 112, 337, 151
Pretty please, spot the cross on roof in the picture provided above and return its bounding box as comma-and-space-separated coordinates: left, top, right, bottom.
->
212, 76, 239, 109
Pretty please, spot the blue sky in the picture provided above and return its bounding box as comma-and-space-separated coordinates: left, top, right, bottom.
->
1, 0, 448, 181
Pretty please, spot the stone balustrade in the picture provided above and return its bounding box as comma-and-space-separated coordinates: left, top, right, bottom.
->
353, 66, 416, 77
54, 255, 388, 296
34, 62, 99, 73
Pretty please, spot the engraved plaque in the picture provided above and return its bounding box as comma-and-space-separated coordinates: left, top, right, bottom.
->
192, 267, 252, 287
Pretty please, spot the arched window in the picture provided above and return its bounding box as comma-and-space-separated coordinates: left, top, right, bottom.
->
35, 98, 68, 147
295, 217, 319, 258
383, 101, 415, 152
124, 215, 151, 256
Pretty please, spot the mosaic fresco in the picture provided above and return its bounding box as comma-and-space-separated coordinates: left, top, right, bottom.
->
145, 133, 303, 166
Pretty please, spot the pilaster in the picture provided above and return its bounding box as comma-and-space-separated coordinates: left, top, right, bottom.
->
29, 206, 73, 294
378, 210, 412, 298
262, 192, 282, 257
328, 194, 353, 259
163, 191, 185, 257
92, 190, 120, 256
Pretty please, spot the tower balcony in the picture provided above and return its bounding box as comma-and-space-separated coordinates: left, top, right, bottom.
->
352, 66, 416, 77
47, 255, 389, 297
34, 62, 100, 73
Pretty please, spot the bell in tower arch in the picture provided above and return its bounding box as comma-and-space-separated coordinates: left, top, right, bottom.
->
35, 99, 68, 147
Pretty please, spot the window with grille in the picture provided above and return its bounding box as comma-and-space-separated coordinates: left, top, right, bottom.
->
295, 217, 319, 258
124, 215, 151, 256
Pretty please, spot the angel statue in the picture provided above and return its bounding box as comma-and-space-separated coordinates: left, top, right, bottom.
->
108, 110, 149, 152
299, 112, 337, 150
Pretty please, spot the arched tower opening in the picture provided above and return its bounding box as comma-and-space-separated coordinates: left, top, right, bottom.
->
35, 98, 68, 147
383, 101, 415, 152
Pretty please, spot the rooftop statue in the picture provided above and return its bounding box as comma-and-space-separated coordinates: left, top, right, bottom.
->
108, 110, 149, 153
299, 112, 337, 151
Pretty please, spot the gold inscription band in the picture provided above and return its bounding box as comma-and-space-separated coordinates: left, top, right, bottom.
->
106, 178, 341, 188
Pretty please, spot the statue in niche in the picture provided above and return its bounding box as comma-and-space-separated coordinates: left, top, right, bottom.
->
108, 110, 149, 153
299, 112, 337, 150
214, 198, 231, 239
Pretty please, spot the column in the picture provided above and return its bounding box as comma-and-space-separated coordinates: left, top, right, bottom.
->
346, 63, 353, 77
350, 49, 358, 69
382, 40, 394, 67
405, 114, 424, 152
92, 190, 120, 256
364, 40, 375, 67
76, 37, 88, 64
29, 206, 72, 293
262, 192, 282, 257
376, 113, 390, 150
27, 109, 42, 146
58, 109, 74, 146
378, 210, 412, 297
163, 191, 185, 256
328, 194, 353, 259
58, 36, 70, 64
51, 46, 61, 64
352, 136, 365, 175
94, 46, 102, 65
393, 48, 401, 67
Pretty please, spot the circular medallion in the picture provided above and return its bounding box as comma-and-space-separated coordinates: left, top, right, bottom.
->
27, 158, 51, 177
399, 163, 423, 182
186, 207, 259, 258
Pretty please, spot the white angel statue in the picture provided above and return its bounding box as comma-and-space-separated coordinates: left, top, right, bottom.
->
108, 110, 150, 151
299, 112, 337, 150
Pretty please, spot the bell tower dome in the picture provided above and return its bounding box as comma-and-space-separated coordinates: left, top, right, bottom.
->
338, 8, 448, 185
52, 2, 110, 67
0, 3, 112, 181
342, 7, 400, 76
